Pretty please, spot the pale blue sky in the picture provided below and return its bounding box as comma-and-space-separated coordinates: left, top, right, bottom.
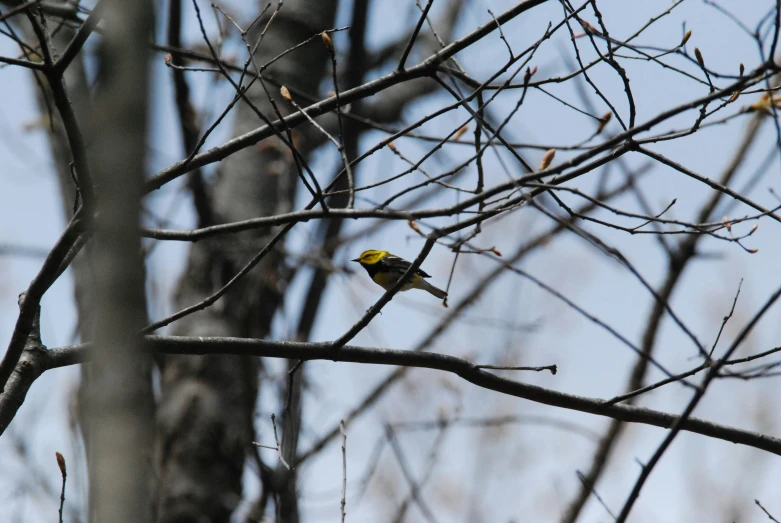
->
1, 1, 781, 521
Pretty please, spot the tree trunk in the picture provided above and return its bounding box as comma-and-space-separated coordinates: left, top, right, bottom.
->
154, 2, 338, 522
83, 2, 156, 521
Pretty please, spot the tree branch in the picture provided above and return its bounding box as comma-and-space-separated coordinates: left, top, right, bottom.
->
0, 211, 84, 393
35, 335, 781, 459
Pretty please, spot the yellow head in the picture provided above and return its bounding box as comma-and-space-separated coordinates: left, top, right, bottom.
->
351, 250, 390, 265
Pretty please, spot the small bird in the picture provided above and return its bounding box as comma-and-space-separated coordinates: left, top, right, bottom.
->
352, 250, 448, 300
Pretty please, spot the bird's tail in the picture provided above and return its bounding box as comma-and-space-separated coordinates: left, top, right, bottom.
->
416, 278, 448, 300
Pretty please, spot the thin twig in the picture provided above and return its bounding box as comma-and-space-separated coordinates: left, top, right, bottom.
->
271, 414, 291, 471
398, 0, 434, 71
55, 452, 66, 523
340, 420, 347, 523
614, 283, 781, 522
321, 32, 355, 208
756, 499, 781, 523
476, 364, 557, 374
575, 470, 615, 520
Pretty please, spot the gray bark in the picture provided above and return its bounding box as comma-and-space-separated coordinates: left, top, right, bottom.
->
1, 3, 157, 520
82, 1, 156, 521
154, 2, 337, 522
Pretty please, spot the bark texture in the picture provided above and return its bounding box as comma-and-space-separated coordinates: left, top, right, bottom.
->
154, 2, 337, 522
82, 1, 156, 522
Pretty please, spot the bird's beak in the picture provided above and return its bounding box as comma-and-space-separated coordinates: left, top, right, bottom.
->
351, 258, 360, 262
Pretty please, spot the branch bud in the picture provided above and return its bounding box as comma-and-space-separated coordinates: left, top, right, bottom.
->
280, 86, 293, 103
681, 30, 692, 46
55, 452, 66, 476
321, 32, 335, 58
694, 47, 705, 68
453, 125, 468, 141
596, 111, 612, 134
539, 148, 556, 170
524, 66, 537, 84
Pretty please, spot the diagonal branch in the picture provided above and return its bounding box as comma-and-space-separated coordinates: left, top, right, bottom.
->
53, 0, 107, 75
0, 211, 85, 393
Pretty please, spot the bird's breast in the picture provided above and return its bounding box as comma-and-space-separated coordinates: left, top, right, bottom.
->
372, 271, 416, 291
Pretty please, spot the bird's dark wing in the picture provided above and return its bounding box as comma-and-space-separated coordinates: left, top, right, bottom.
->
381, 255, 431, 278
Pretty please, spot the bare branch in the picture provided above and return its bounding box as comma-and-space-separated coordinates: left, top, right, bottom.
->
38, 335, 781, 459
